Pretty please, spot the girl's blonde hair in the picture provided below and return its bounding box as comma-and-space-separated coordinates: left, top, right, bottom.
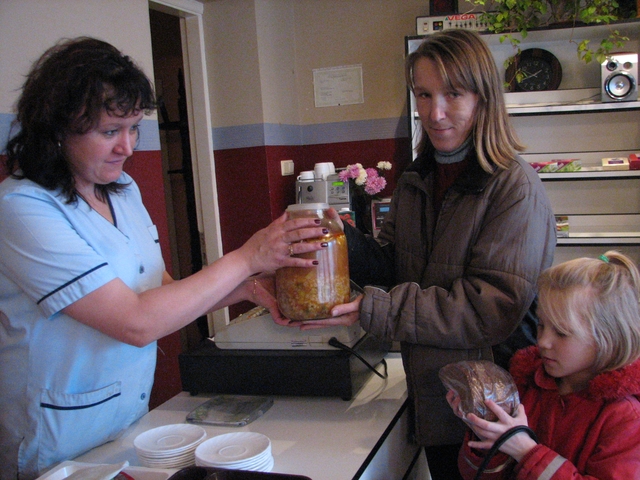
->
537, 251, 640, 372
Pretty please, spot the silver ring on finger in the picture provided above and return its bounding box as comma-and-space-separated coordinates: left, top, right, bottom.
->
288, 244, 294, 256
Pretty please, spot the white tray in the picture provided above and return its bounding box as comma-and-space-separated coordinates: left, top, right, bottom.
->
36, 461, 177, 480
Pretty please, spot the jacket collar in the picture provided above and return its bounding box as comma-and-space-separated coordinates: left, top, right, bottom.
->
511, 346, 640, 401
407, 144, 495, 194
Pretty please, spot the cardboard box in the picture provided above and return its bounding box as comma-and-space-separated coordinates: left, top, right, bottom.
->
555, 215, 569, 238
529, 161, 559, 173
602, 157, 629, 171
553, 159, 581, 172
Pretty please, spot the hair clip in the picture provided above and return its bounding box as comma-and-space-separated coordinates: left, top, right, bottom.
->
599, 254, 609, 263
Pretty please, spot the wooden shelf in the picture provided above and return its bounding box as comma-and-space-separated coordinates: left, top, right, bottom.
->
506, 88, 640, 116
508, 101, 640, 116
479, 18, 640, 46
414, 90, 640, 119
407, 20, 640, 261
539, 170, 640, 180
558, 236, 640, 245
555, 214, 640, 245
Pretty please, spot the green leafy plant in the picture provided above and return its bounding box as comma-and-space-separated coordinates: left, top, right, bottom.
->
467, 0, 630, 66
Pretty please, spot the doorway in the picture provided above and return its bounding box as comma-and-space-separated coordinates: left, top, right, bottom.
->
146, 0, 224, 409
149, 8, 207, 348
148, 0, 228, 334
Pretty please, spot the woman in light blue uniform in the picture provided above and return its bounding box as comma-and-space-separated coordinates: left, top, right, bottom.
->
0, 37, 326, 479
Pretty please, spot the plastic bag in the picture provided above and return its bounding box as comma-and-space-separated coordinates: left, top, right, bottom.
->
439, 360, 520, 421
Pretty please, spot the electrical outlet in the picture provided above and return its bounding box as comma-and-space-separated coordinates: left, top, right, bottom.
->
281, 159, 294, 176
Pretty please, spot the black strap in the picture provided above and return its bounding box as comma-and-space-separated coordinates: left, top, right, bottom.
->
473, 426, 538, 480
328, 336, 388, 380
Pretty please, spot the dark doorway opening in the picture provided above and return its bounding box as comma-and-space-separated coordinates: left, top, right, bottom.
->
149, 9, 208, 348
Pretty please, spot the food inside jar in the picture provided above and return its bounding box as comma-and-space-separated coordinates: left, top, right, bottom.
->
276, 232, 350, 320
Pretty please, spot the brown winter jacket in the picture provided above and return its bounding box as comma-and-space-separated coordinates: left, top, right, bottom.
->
346, 148, 556, 446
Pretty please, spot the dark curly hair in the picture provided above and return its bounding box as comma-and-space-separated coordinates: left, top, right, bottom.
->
4, 37, 156, 203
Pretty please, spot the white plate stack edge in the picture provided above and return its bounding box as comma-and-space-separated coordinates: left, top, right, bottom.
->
195, 432, 274, 472
133, 424, 207, 469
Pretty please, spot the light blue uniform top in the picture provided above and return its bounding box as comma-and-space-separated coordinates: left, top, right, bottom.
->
0, 172, 166, 479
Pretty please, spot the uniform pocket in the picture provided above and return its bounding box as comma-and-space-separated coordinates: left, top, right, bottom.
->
37, 382, 122, 470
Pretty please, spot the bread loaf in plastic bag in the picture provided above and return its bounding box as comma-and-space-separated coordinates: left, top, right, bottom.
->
439, 360, 520, 421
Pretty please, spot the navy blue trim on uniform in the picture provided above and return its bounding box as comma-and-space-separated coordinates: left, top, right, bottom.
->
37, 263, 109, 305
40, 392, 121, 410
106, 193, 117, 228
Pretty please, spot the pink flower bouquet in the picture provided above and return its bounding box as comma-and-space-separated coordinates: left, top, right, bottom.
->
338, 161, 392, 196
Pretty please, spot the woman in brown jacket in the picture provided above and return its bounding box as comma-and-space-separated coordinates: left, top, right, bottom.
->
295, 30, 557, 479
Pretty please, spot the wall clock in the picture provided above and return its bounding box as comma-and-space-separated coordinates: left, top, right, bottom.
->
506, 48, 563, 92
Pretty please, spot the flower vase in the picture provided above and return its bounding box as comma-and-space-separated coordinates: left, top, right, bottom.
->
352, 194, 373, 235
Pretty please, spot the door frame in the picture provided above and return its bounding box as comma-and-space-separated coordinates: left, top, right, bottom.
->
149, 0, 229, 329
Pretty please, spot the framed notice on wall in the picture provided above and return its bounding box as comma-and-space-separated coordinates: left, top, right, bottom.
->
313, 65, 364, 108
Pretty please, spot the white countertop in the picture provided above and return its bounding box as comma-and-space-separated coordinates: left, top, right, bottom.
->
72, 353, 418, 480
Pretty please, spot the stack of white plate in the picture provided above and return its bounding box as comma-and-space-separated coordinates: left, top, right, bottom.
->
195, 432, 274, 472
133, 423, 207, 469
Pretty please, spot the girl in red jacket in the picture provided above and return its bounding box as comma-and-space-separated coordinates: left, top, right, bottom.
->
447, 250, 640, 479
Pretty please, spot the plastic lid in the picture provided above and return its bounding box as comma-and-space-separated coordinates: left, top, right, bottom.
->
287, 202, 329, 211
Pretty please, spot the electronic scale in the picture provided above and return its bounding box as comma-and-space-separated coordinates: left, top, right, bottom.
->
178, 308, 391, 400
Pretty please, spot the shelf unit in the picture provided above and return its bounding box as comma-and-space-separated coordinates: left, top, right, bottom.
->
406, 19, 640, 264
504, 20, 640, 264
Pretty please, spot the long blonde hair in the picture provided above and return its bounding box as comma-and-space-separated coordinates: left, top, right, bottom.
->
537, 251, 640, 372
405, 29, 525, 173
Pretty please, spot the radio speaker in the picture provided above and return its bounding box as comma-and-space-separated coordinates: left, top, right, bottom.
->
601, 53, 638, 103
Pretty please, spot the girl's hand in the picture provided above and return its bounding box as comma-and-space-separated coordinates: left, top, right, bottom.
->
446, 390, 465, 419
325, 207, 344, 230
249, 275, 276, 314
465, 400, 537, 462
300, 294, 362, 330
274, 295, 362, 329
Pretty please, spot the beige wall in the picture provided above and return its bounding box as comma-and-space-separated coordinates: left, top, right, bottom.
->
1, 0, 460, 132
292, 0, 428, 125
203, 0, 265, 128
0, 0, 156, 117
202, 0, 430, 129
0, 0, 436, 130
255, 0, 299, 124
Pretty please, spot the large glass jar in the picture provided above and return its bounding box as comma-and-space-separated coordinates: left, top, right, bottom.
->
276, 203, 350, 321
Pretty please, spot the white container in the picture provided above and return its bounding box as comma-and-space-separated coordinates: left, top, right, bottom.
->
35, 461, 175, 480
314, 162, 335, 180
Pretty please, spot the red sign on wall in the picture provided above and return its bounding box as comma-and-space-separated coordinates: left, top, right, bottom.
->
430, 0, 457, 15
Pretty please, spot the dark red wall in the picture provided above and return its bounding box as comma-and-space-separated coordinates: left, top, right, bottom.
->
124, 152, 183, 409
215, 137, 411, 254
125, 152, 173, 273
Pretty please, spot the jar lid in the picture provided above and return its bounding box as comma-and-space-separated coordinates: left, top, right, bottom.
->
287, 202, 329, 211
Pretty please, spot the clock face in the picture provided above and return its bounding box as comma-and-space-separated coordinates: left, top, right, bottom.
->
506, 48, 562, 92
518, 58, 554, 91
